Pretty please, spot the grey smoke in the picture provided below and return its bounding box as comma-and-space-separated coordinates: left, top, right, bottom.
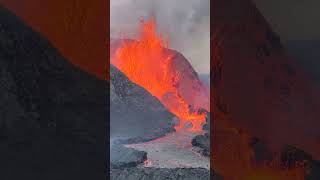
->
111, 0, 210, 74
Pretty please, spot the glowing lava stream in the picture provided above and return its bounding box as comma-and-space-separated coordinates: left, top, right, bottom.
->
111, 18, 209, 132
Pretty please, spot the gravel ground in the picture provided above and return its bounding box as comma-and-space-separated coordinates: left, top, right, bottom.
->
125, 130, 210, 169
110, 167, 210, 180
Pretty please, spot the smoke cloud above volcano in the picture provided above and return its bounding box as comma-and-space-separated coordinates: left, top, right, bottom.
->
111, 0, 210, 74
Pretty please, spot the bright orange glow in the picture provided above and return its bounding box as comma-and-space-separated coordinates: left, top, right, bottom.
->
213, 119, 307, 180
112, 18, 207, 132
244, 158, 306, 180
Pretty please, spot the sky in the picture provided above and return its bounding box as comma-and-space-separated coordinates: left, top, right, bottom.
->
110, 0, 210, 74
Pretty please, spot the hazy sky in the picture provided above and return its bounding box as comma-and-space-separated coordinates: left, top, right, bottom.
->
111, 0, 210, 74
253, 0, 320, 40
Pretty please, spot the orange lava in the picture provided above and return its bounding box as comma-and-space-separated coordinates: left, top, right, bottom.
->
112, 18, 206, 132
143, 159, 153, 167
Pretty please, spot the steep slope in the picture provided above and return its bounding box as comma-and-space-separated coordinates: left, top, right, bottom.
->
0, 0, 108, 79
212, 0, 320, 160
0, 6, 108, 179
110, 64, 175, 144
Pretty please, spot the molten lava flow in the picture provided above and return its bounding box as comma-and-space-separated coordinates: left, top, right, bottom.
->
112, 18, 207, 132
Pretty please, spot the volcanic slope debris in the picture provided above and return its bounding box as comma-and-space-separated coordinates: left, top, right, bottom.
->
0, 5, 107, 180
212, 0, 320, 179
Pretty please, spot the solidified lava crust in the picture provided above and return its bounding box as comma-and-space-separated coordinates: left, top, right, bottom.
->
110, 167, 210, 180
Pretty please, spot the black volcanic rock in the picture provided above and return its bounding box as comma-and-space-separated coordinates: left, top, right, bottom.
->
192, 112, 210, 156
110, 143, 147, 168
192, 133, 210, 157
0, 6, 107, 180
110, 167, 210, 180
110, 65, 175, 144
202, 112, 210, 131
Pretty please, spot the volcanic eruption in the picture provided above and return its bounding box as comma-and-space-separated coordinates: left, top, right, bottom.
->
111, 18, 210, 132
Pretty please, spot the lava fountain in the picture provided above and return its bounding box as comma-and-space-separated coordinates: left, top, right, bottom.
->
111, 18, 209, 132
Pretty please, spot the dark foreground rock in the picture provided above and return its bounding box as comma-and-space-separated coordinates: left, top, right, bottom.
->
192, 133, 210, 157
110, 64, 175, 144
110, 143, 147, 168
192, 113, 210, 156
110, 167, 210, 180
204, 112, 210, 131
0, 5, 107, 179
